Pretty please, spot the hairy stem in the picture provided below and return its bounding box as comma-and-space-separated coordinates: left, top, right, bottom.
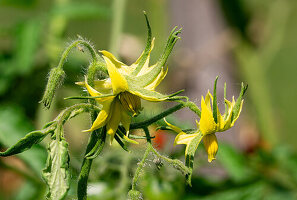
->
131, 144, 151, 190
57, 39, 97, 69
130, 103, 184, 129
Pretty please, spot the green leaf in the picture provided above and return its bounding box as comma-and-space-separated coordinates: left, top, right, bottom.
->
0, 130, 48, 157
42, 139, 70, 200
185, 133, 204, 186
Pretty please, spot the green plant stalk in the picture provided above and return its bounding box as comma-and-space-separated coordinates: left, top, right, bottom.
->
77, 63, 106, 200
130, 101, 201, 130
131, 144, 151, 190
130, 103, 184, 129
57, 39, 98, 69
109, 0, 126, 56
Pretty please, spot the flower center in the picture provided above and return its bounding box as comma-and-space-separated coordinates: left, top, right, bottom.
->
118, 92, 141, 116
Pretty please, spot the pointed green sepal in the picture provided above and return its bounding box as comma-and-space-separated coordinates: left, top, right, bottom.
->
231, 83, 248, 122
213, 76, 219, 123
132, 11, 153, 76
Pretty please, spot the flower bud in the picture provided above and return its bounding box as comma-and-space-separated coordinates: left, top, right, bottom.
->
40, 67, 65, 109
127, 190, 143, 200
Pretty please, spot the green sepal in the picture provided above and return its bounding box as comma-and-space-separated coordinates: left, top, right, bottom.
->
0, 130, 49, 157
64, 94, 114, 100
130, 27, 181, 88
157, 27, 182, 68
213, 76, 218, 123
42, 138, 70, 200
231, 83, 248, 122
128, 134, 155, 140
117, 128, 138, 144
185, 132, 203, 186
127, 81, 170, 101
115, 131, 130, 152
224, 82, 227, 117
85, 127, 106, 159
132, 11, 152, 76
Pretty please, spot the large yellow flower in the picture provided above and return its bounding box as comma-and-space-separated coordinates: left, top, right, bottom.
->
77, 27, 181, 143
165, 80, 247, 162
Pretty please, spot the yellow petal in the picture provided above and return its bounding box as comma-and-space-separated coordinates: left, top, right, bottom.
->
132, 38, 155, 76
205, 91, 213, 110
83, 99, 113, 132
100, 50, 126, 68
175, 133, 199, 146
203, 134, 218, 163
106, 100, 122, 144
101, 54, 129, 94
164, 118, 183, 134
83, 76, 101, 97
120, 109, 132, 136
82, 76, 115, 103
93, 79, 112, 94
200, 96, 217, 135
144, 65, 168, 90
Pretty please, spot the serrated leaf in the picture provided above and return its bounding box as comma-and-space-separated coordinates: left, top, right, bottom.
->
0, 130, 48, 157
42, 139, 70, 200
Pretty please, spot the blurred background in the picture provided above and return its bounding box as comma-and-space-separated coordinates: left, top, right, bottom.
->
1, 0, 297, 199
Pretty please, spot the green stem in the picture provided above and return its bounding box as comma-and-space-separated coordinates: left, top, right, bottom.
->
131, 144, 151, 190
149, 143, 190, 175
57, 39, 98, 70
143, 127, 152, 143
130, 103, 184, 129
77, 64, 107, 200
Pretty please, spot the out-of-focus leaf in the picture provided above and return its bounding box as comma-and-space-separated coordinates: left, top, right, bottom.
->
0, 0, 36, 6
51, 2, 111, 19
0, 104, 46, 175
42, 138, 70, 200
14, 181, 45, 200
217, 143, 253, 182
185, 181, 266, 200
14, 19, 41, 75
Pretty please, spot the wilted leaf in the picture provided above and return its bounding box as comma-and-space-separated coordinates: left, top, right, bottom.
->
42, 138, 70, 200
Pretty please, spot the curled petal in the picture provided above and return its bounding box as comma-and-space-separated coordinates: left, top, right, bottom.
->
106, 100, 122, 144
83, 99, 114, 132
102, 54, 129, 94
203, 134, 218, 163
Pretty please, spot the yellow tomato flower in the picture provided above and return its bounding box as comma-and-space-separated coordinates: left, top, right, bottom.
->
77, 26, 181, 144
165, 79, 247, 162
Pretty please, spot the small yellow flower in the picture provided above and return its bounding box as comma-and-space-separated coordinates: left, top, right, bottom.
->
165, 79, 247, 162
77, 26, 181, 143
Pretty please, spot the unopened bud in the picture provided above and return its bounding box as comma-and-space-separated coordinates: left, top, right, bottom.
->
127, 190, 143, 200
40, 67, 65, 109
